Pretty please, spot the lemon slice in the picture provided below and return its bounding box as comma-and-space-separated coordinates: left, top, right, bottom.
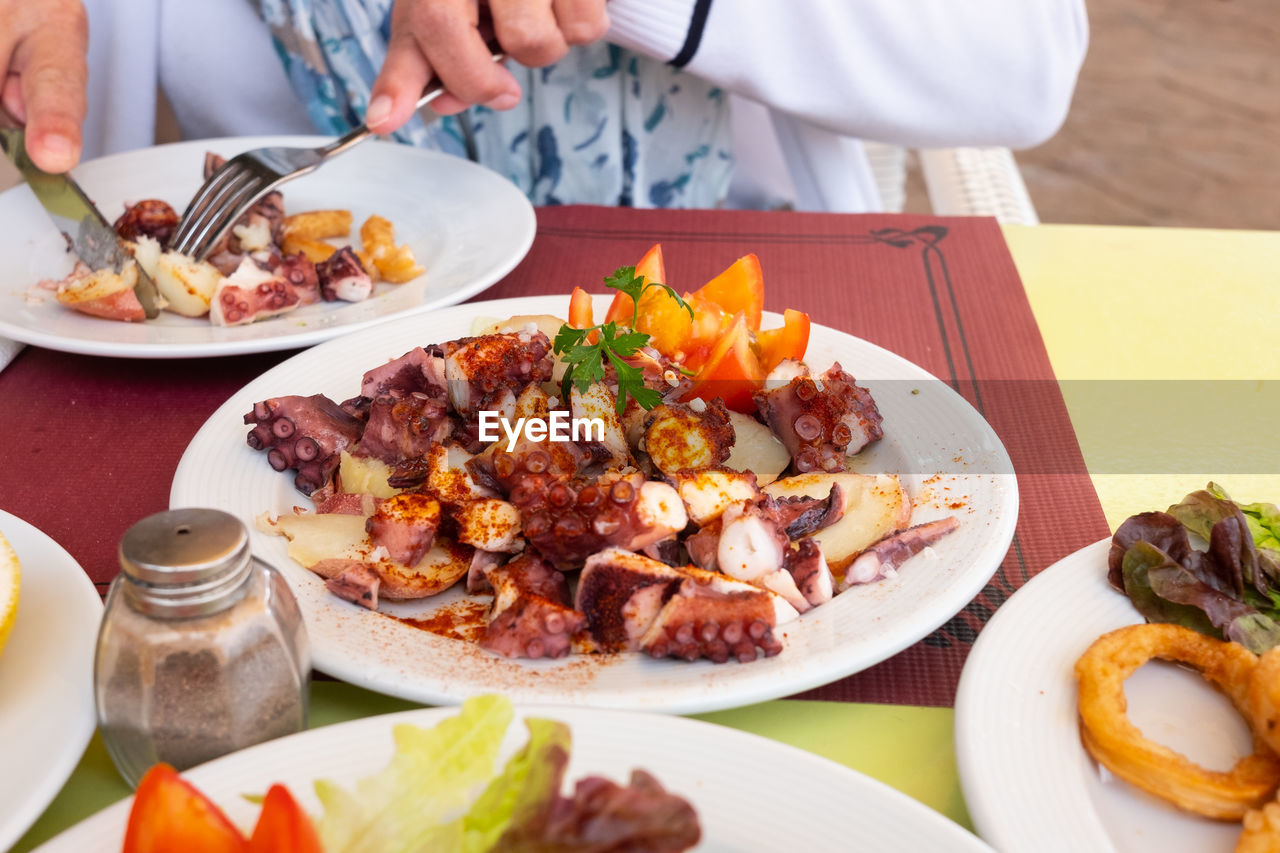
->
0, 531, 19, 659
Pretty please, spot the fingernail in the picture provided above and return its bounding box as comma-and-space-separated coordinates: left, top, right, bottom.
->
484, 91, 520, 111
43, 133, 73, 157
365, 95, 392, 128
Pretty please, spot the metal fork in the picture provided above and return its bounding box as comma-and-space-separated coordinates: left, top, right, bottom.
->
170, 49, 505, 260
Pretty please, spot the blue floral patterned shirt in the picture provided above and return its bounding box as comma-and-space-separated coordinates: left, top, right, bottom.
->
257, 0, 733, 208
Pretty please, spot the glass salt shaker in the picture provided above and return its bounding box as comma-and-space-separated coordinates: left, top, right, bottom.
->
94, 508, 310, 787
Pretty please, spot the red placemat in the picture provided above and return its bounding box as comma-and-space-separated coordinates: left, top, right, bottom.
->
0, 206, 1106, 707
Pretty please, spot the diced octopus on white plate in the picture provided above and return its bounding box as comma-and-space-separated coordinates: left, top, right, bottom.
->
248, 315, 958, 664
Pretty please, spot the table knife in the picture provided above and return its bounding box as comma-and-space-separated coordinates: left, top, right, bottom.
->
0, 127, 160, 318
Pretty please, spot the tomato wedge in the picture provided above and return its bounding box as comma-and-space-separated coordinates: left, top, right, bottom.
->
567, 286, 594, 329
692, 253, 764, 331
683, 313, 763, 414
247, 784, 323, 853
604, 243, 666, 325
755, 308, 811, 374
123, 764, 247, 853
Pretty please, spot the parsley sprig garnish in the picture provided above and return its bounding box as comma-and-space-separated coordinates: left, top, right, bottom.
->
554, 265, 693, 415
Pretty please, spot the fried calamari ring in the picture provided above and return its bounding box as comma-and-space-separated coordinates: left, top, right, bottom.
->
1237, 798, 1280, 853
1248, 648, 1280, 757
1075, 623, 1280, 820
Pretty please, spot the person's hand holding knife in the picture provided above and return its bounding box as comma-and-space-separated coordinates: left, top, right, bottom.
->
0, 0, 89, 173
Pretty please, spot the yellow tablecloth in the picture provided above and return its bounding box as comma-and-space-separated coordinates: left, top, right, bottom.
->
14, 223, 1278, 851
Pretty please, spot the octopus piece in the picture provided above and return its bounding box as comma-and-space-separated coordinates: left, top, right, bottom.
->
113, 199, 179, 246
840, 516, 960, 590
317, 246, 373, 302
576, 549, 690, 652
468, 435, 586, 496
509, 472, 688, 570
313, 491, 379, 516
640, 398, 735, 476
716, 497, 810, 613
244, 394, 364, 495
209, 257, 306, 326
355, 392, 452, 465
480, 551, 587, 660
466, 548, 507, 595
418, 443, 499, 502
54, 262, 146, 322
640, 565, 798, 663
576, 548, 798, 662
267, 252, 320, 306
323, 561, 381, 610
360, 346, 448, 399
615, 344, 695, 443
365, 493, 442, 567
671, 467, 760, 526
683, 524, 721, 572
451, 499, 523, 553
753, 362, 884, 473
441, 331, 553, 416
786, 537, 835, 607
202, 153, 286, 273
771, 484, 846, 539
570, 382, 634, 470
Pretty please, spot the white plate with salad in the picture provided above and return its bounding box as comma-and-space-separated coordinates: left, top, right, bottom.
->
34, 696, 994, 852
0, 136, 534, 358
170, 292, 1017, 713
957, 485, 1280, 853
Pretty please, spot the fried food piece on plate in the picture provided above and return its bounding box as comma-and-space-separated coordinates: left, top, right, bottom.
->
1248, 647, 1280, 756
1075, 623, 1280, 820
282, 209, 352, 241
360, 214, 424, 283
1238, 797, 1280, 853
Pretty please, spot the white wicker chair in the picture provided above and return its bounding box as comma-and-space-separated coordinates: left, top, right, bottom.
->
863, 141, 1040, 225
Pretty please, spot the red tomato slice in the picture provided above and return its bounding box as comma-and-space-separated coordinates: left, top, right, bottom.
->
679, 292, 731, 371
692, 253, 764, 331
246, 784, 323, 853
684, 313, 763, 414
756, 309, 811, 374
123, 764, 247, 853
567, 286, 594, 329
604, 243, 666, 326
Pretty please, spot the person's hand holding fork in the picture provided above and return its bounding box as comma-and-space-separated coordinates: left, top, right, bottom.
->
366, 0, 610, 134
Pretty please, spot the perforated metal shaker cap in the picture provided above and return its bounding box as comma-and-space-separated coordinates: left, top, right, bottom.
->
119, 508, 250, 587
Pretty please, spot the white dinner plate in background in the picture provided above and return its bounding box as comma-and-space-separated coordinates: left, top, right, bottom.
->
0, 510, 102, 852
0, 136, 534, 358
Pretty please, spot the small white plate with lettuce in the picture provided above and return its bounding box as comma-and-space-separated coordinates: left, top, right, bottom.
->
35, 696, 992, 852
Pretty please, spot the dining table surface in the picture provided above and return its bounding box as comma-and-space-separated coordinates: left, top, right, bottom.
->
3, 205, 1278, 851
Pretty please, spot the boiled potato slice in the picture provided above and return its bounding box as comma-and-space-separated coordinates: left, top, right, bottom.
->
257, 510, 470, 599
724, 410, 789, 485
153, 251, 222, 317
763, 473, 911, 570
337, 451, 402, 498
673, 467, 759, 525
474, 313, 565, 340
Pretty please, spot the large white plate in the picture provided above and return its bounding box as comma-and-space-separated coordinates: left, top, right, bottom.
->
171, 294, 1018, 714
33, 704, 993, 852
956, 539, 1257, 853
0, 136, 534, 358
0, 510, 102, 852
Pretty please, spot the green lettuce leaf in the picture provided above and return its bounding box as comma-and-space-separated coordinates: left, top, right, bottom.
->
314, 694, 514, 853
458, 718, 571, 852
